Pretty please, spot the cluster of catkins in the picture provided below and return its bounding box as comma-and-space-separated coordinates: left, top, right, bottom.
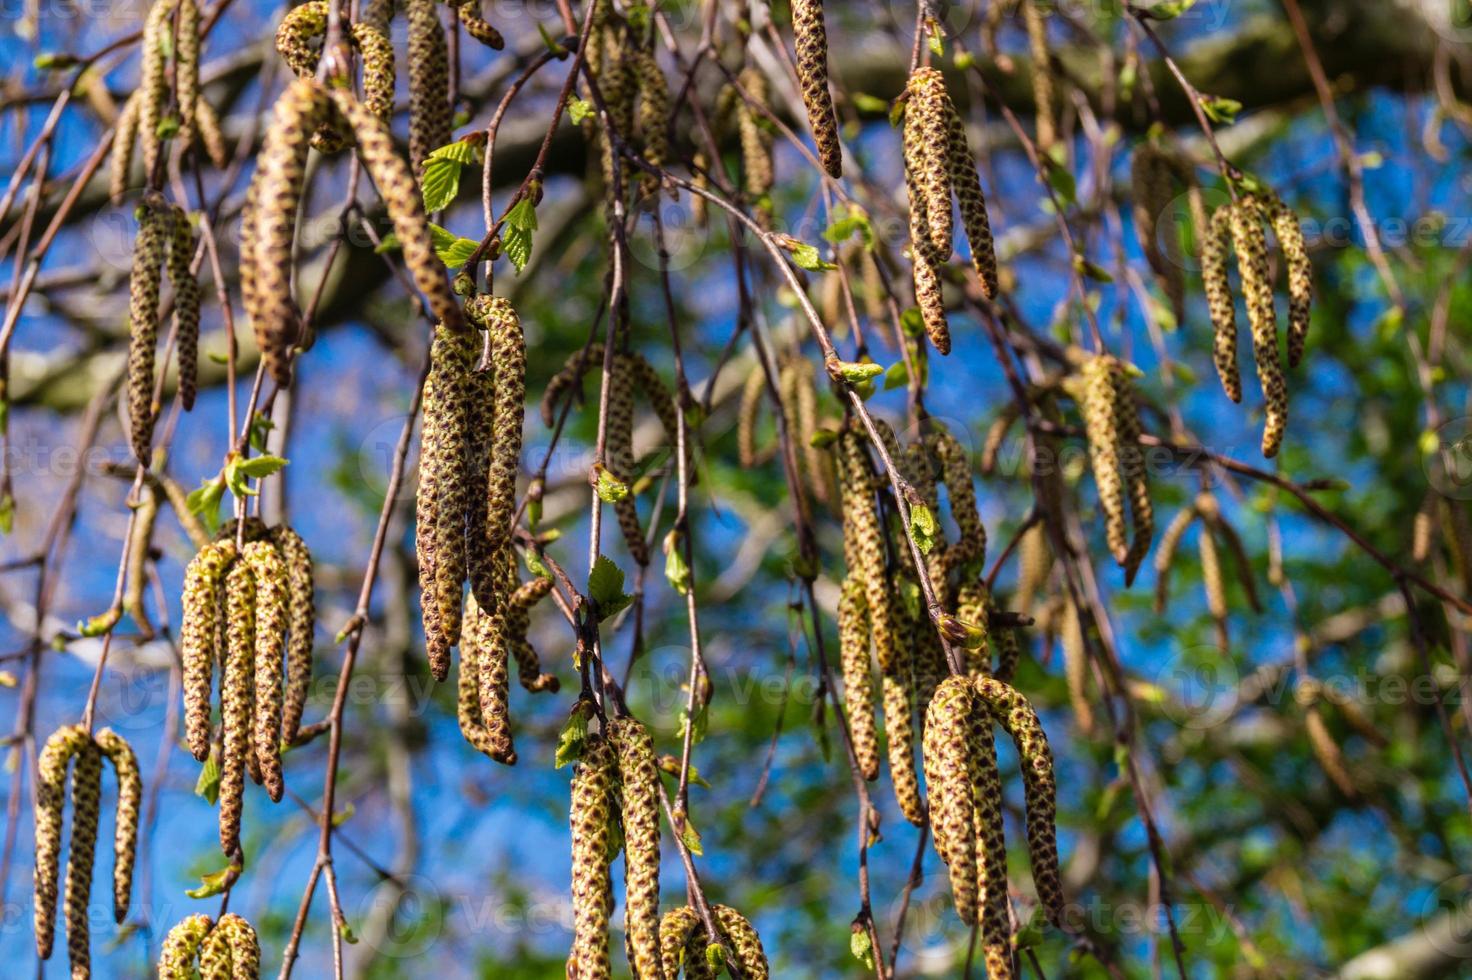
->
901, 68, 1000, 355
182, 518, 315, 859
109, 0, 228, 201
159, 912, 261, 979
583, 0, 672, 201
1155, 491, 1260, 646
712, 68, 777, 225
126, 198, 202, 462
242, 76, 462, 385
566, 716, 770, 979
33, 725, 140, 980
540, 340, 683, 567
922, 676, 1062, 979
275, 1, 396, 153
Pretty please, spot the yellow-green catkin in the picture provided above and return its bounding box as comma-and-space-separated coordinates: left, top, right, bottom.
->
791, 0, 842, 178
164, 207, 201, 411
659, 906, 707, 980
1263, 193, 1311, 368
176, 0, 201, 147
906, 69, 955, 257
34, 726, 90, 960
1023, 0, 1056, 153
632, 46, 670, 196
609, 717, 661, 979
924, 677, 980, 925
1153, 503, 1197, 614
127, 204, 166, 462
454, 0, 505, 48
1111, 365, 1153, 583
606, 353, 648, 566
931, 429, 986, 572
219, 561, 256, 860
464, 295, 525, 556
139, 0, 171, 180
242, 540, 288, 802
182, 541, 236, 759
568, 735, 615, 980
1229, 197, 1287, 457
474, 550, 518, 765
1015, 523, 1049, 615
407, 0, 452, 178
1081, 356, 1127, 565
736, 68, 775, 218
839, 575, 880, 782
966, 681, 1012, 980
712, 905, 770, 979
269, 525, 316, 744
737, 362, 767, 468
64, 738, 102, 979
1202, 204, 1241, 402
194, 97, 230, 169
110, 92, 141, 203
944, 94, 1000, 300
199, 913, 260, 979
975, 676, 1064, 927
92, 729, 140, 923
508, 572, 558, 692
158, 914, 213, 979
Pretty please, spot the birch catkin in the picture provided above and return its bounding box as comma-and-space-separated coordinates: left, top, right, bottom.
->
34, 726, 89, 960
139, 0, 171, 179
165, 207, 201, 411
944, 95, 1000, 300
199, 913, 260, 979
838, 575, 880, 782
219, 561, 256, 859
1230, 196, 1287, 457
176, 0, 201, 147
464, 295, 526, 555
473, 552, 517, 765
1263, 193, 1312, 368
1111, 365, 1154, 582
127, 204, 165, 462
92, 729, 140, 923
109, 93, 141, 202
609, 717, 661, 979
906, 69, 955, 257
158, 915, 213, 979
568, 735, 615, 980
61, 740, 101, 980
791, 0, 842, 178
407, 0, 452, 178
242, 541, 288, 801
711, 905, 770, 979
902, 76, 951, 355
606, 353, 648, 566
1081, 356, 1127, 565
269, 525, 316, 744
1202, 204, 1241, 403
1023, 0, 1056, 152
924, 677, 980, 925
182, 541, 236, 759
967, 693, 1012, 980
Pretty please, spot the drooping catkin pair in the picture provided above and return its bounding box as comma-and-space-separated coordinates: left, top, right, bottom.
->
1201, 191, 1311, 457
33, 725, 141, 979
660, 903, 771, 979
181, 522, 315, 856
922, 676, 1063, 974
1073, 354, 1153, 584
125, 200, 201, 461
902, 68, 1000, 355
417, 293, 526, 680
243, 78, 463, 384
158, 912, 260, 979
109, 0, 227, 202
274, 1, 396, 153
1154, 491, 1260, 643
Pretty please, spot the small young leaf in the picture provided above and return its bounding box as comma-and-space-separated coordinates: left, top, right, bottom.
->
194, 754, 221, 806
568, 97, 594, 124
420, 155, 462, 213
1199, 94, 1242, 126
909, 503, 938, 554
428, 138, 479, 166
373, 233, 401, 254
850, 921, 876, 969
595, 465, 630, 503
663, 531, 691, 596
235, 454, 289, 479
883, 361, 910, 391
427, 224, 480, 268
835, 360, 884, 384
588, 555, 632, 620
185, 863, 238, 900
679, 814, 704, 856
554, 701, 594, 769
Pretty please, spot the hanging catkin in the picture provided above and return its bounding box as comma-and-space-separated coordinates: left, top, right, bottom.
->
182, 540, 236, 759
736, 67, 775, 213
475, 548, 517, 764
176, 0, 201, 147
1131, 142, 1184, 323
791, 0, 842, 178
199, 913, 261, 979
966, 692, 1012, 980
218, 561, 256, 860
452, 0, 505, 48
109, 93, 141, 202
1060, 597, 1093, 733
737, 363, 766, 468
711, 905, 770, 979
465, 295, 526, 555
34, 725, 89, 960
944, 93, 1000, 300
905, 69, 955, 256
1153, 503, 1197, 614
659, 906, 708, 980
64, 739, 102, 980
632, 46, 670, 195
164, 207, 201, 411
609, 717, 661, 979
1229, 196, 1288, 457
127, 204, 165, 462
568, 735, 615, 980
838, 575, 880, 782
139, 0, 171, 179
1202, 204, 1241, 403
924, 677, 980, 925
92, 728, 140, 923
606, 353, 649, 566
1263, 193, 1312, 368
974, 676, 1064, 926
158, 914, 213, 978
1015, 523, 1049, 615
1111, 365, 1154, 582
508, 571, 558, 692
459, 587, 516, 763
1023, 0, 1056, 152
242, 541, 288, 801
902, 71, 952, 355
269, 525, 316, 744
931, 429, 987, 572
194, 97, 230, 169
1080, 356, 1127, 565
407, 0, 452, 178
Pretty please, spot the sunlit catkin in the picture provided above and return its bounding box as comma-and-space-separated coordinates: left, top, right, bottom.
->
474, 552, 517, 765
1202, 205, 1241, 403
905, 69, 955, 257
109, 93, 140, 202
34, 725, 89, 960
92, 728, 140, 923
1153, 503, 1196, 614
903, 127, 950, 354
242, 541, 288, 801
609, 717, 661, 979
269, 525, 315, 744
1023, 0, 1056, 152
139, 0, 171, 179
736, 68, 775, 210
1111, 364, 1154, 583
464, 295, 525, 554
1229, 197, 1287, 457
975, 676, 1063, 926
737, 363, 766, 468
407, 0, 452, 178
839, 576, 880, 781
508, 573, 558, 692
1015, 523, 1049, 615
568, 735, 615, 980
158, 914, 212, 979
791, 0, 842, 178
199, 913, 260, 979
1060, 599, 1093, 735
1131, 143, 1183, 322
63, 738, 101, 979
219, 561, 256, 859
966, 684, 1011, 980
944, 97, 1000, 300
127, 205, 165, 462
176, 0, 201, 147
194, 98, 230, 169
182, 541, 236, 759
1263, 193, 1312, 368
659, 906, 706, 980
1081, 356, 1127, 565
164, 207, 201, 410
633, 47, 670, 195
712, 905, 770, 979
454, 1, 505, 48
931, 429, 986, 571
606, 353, 649, 566
924, 677, 980, 925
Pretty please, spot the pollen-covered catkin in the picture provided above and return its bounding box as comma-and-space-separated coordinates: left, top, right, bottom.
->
416, 321, 475, 680
606, 353, 648, 566
242, 541, 288, 801
508, 573, 558, 692
182, 541, 236, 759
473, 555, 517, 765
975, 676, 1063, 926
465, 295, 525, 554
164, 207, 201, 411
542, 344, 604, 427
1059, 599, 1093, 734
269, 525, 315, 744
791, 0, 842, 178
838, 576, 880, 782
34, 725, 89, 960
903, 121, 950, 354
1199, 519, 1228, 622
659, 906, 707, 980
632, 47, 670, 195
127, 205, 165, 462
64, 738, 102, 979
924, 677, 980, 925
194, 98, 230, 169
931, 429, 986, 570
736, 68, 775, 210
454, 1, 505, 48
273, 1, 326, 76
354, 22, 397, 121
1081, 356, 1127, 565
966, 684, 1012, 980
158, 914, 213, 978
200, 913, 260, 979
109, 93, 141, 202
1023, 0, 1056, 152
737, 363, 766, 467
835, 431, 894, 674
1229, 197, 1287, 457
944, 98, 1000, 300
1131, 143, 1184, 322
712, 905, 770, 979
1111, 365, 1153, 582
568, 735, 615, 980
407, 0, 452, 178
176, 0, 201, 146
1202, 205, 1241, 403
139, 0, 171, 179
905, 70, 955, 257
1263, 193, 1312, 368
608, 717, 661, 979
219, 561, 256, 859
1153, 503, 1197, 614
458, 593, 510, 761
92, 729, 140, 923
1015, 523, 1049, 616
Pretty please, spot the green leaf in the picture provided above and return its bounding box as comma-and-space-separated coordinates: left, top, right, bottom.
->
835, 360, 884, 384
679, 815, 704, 856
505, 196, 539, 231
248, 415, 275, 453
186, 477, 225, 535
909, 503, 938, 554
899, 306, 925, 337
331, 802, 356, 827
588, 555, 632, 621
536, 22, 567, 55
595, 466, 630, 503
851, 93, 888, 115
1199, 94, 1242, 126
374, 233, 401, 254
1044, 158, 1076, 207
823, 212, 873, 247
568, 97, 594, 124
883, 361, 910, 391
850, 922, 876, 969
788, 241, 837, 271
420, 155, 462, 214
428, 139, 479, 166
808, 428, 838, 449
236, 454, 289, 479
340, 920, 359, 945
663, 531, 691, 596
194, 755, 221, 806
427, 224, 480, 268
524, 549, 553, 581
185, 863, 238, 900
554, 701, 594, 768
501, 197, 537, 272
0, 492, 13, 535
